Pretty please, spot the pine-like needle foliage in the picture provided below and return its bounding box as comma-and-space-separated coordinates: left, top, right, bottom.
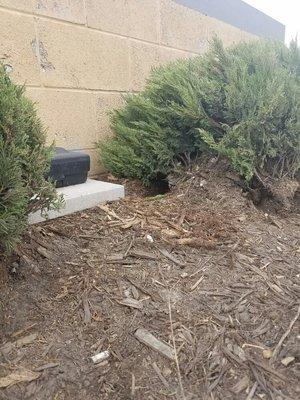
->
98, 39, 300, 189
0, 66, 59, 255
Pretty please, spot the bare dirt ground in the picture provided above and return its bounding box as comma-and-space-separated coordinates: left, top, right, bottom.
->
0, 158, 299, 400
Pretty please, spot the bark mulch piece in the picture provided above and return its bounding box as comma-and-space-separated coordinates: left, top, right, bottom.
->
1, 159, 299, 400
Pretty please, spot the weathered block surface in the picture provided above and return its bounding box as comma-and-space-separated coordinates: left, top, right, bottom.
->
0, 0, 86, 23
0, 10, 40, 85
34, 0, 86, 24
0, 0, 35, 12
26, 88, 123, 152
36, 19, 130, 90
26, 88, 97, 148
86, 0, 160, 42
159, 47, 193, 66
160, 0, 208, 53
130, 41, 160, 91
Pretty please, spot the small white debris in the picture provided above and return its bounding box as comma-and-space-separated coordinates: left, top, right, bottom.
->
146, 234, 154, 243
4, 64, 13, 73
199, 179, 207, 187
91, 350, 110, 364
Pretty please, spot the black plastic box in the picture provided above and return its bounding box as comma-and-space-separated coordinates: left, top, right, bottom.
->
48, 148, 90, 188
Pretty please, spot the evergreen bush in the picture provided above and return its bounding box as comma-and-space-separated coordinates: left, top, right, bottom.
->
98, 38, 300, 198
0, 66, 59, 256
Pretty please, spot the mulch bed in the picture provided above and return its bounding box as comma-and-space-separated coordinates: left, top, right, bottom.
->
0, 159, 299, 400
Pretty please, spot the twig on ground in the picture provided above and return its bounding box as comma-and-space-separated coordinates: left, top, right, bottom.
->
189, 256, 212, 278
168, 299, 186, 400
190, 275, 204, 292
271, 304, 300, 362
246, 382, 258, 400
247, 357, 286, 381
152, 362, 170, 389
124, 236, 135, 257
158, 247, 185, 268
131, 373, 135, 398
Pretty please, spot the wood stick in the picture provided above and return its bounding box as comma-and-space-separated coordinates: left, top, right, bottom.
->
271, 304, 300, 362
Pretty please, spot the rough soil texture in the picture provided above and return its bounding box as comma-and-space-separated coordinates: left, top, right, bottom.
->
0, 158, 299, 400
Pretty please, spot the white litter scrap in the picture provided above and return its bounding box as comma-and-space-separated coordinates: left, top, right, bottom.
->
146, 234, 154, 243
91, 350, 110, 364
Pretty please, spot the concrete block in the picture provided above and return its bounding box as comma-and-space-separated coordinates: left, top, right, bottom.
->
29, 179, 124, 224
26, 88, 98, 148
34, 0, 86, 24
206, 17, 243, 47
159, 47, 193, 66
86, 0, 128, 36
36, 18, 130, 90
0, 0, 35, 12
0, 0, 86, 24
86, 0, 160, 42
128, 0, 160, 42
0, 9, 40, 85
95, 92, 124, 140
130, 41, 160, 91
160, 0, 208, 53
26, 89, 123, 150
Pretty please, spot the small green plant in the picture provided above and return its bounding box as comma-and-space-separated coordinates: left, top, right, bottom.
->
0, 66, 59, 256
98, 38, 300, 203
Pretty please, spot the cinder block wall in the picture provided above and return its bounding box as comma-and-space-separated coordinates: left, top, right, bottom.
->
0, 0, 257, 174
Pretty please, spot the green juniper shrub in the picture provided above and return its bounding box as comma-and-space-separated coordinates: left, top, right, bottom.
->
0, 66, 59, 256
98, 38, 300, 203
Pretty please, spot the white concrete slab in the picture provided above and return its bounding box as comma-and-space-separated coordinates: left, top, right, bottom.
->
29, 179, 124, 224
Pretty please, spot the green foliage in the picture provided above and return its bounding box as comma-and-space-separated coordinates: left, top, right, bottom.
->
0, 66, 59, 255
98, 38, 300, 186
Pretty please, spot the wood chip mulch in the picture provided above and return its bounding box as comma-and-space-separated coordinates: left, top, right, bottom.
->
1, 159, 299, 400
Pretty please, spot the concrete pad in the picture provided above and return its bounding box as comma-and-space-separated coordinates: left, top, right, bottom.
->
29, 179, 124, 224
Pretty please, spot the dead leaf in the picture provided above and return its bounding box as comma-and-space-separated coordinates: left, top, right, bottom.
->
121, 218, 140, 229
107, 174, 118, 181
0, 370, 40, 388
98, 204, 122, 221
161, 228, 180, 238
262, 349, 273, 359
281, 356, 295, 366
